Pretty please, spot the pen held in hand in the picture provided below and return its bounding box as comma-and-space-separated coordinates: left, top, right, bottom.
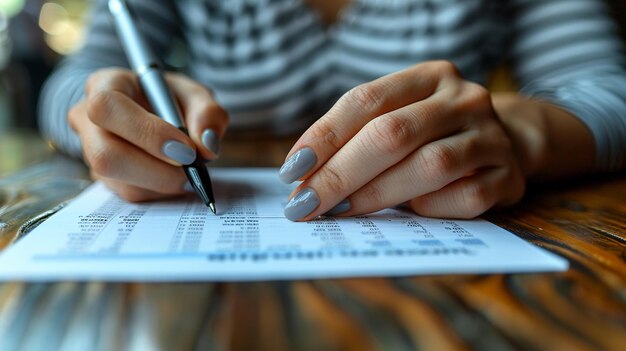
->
107, 0, 216, 213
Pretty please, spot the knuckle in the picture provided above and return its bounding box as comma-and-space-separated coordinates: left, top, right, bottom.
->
319, 164, 348, 195
453, 83, 492, 117
464, 134, 483, 157
312, 119, 341, 150
419, 143, 458, 181
87, 91, 118, 125
464, 82, 491, 105
432, 60, 461, 77
463, 182, 493, 216
344, 83, 388, 113
87, 145, 116, 177
368, 114, 415, 154
135, 119, 159, 147
480, 123, 513, 157
359, 184, 384, 205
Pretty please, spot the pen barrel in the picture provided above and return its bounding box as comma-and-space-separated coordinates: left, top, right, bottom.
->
108, 0, 156, 72
108, 0, 185, 128
139, 69, 184, 128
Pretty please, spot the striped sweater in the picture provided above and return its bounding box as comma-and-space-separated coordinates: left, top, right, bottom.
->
39, 0, 626, 171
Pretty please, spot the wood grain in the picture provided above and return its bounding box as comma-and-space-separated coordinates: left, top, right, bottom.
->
0, 131, 625, 350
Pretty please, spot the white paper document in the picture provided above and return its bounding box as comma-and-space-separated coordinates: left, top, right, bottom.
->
0, 168, 567, 281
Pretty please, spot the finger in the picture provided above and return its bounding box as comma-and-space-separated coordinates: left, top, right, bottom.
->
80, 122, 189, 195
279, 61, 457, 184
85, 68, 148, 108
71, 68, 141, 133
166, 73, 229, 160
96, 175, 178, 203
68, 100, 87, 133
407, 167, 525, 219
330, 129, 508, 216
85, 68, 198, 166
86, 89, 198, 167
283, 97, 467, 221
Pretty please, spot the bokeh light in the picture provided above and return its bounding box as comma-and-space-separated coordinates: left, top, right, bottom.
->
39, 2, 68, 35
38, 1, 86, 55
0, 0, 26, 18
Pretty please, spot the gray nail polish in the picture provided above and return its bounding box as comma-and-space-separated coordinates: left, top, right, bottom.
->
162, 140, 196, 165
284, 188, 320, 221
279, 147, 317, 184
325, 199, 351, 216
201, 129, 220, 156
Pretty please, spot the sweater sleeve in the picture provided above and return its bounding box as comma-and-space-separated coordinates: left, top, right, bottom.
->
510, 0, 626, 171
38, 0, 180, 158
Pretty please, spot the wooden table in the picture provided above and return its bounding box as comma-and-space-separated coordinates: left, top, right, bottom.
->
1, 129, 625, 351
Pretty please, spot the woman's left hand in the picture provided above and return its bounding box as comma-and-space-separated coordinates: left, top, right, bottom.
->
279, 61, 526, 221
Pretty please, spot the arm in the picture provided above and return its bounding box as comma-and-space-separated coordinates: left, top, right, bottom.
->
504, 0, 626, 175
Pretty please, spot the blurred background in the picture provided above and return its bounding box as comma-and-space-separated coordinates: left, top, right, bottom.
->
0, 0, 88, 131
0, 0, 624, 133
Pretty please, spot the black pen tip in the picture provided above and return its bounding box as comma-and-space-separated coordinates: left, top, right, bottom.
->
183, 158, 217, 213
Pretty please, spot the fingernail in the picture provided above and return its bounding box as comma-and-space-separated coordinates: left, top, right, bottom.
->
279, 147, 317, 184
284, 188, 320, 221
162, 140, 196, 165
183, 181, 195, 192
201, 129, 220, 156
325, 199, 351, 216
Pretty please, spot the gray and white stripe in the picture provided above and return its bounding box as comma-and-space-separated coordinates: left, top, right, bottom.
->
39, 0, 626, 171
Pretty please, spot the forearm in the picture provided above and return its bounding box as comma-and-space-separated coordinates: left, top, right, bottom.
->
506, 0, 626, 173
492, 93, 595, 181
38, 61, 92, 158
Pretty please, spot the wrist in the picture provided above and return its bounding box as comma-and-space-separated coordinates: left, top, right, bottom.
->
492, 93, 548, 178
492, 93, 595, 180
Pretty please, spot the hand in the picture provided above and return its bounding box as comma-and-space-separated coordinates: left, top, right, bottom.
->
69, 68, 228, 201
279, 61, 526, 221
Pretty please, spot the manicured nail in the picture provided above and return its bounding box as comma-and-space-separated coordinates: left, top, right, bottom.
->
201, 129, 220, 156
162, 140, 196, 165
284, 188, 320, 221
183, 181, 195, 192
279, 147, 317, 184
325, 199, 351, 216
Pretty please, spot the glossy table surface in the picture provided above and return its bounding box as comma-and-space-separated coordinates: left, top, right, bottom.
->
0, 129, 625, 351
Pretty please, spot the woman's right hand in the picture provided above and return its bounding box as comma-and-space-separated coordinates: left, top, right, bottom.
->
69, 68, 228, 202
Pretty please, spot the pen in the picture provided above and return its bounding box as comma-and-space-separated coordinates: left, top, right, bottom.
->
107, 0, 216, 213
